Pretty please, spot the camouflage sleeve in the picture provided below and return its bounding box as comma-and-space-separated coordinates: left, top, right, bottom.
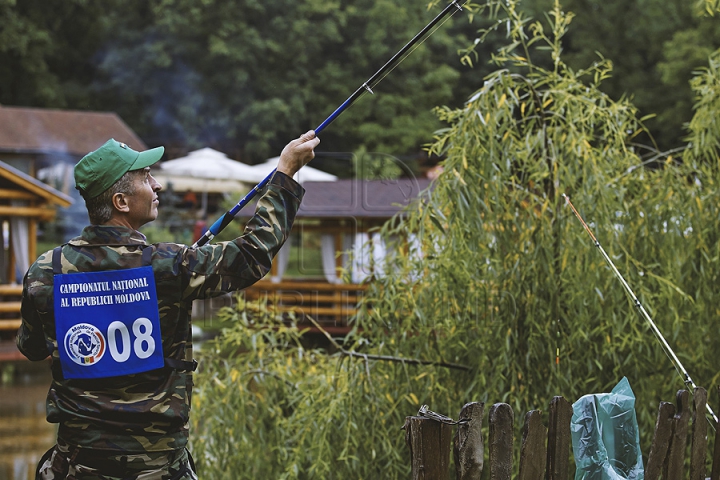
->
17, 257, 52, 361
177, 171, 304, 298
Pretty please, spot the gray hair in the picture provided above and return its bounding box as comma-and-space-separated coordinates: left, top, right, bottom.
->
83, 170, 139, 225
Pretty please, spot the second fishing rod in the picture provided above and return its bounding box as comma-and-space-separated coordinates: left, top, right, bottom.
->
563, 194, 719, 426
193, 0, 465, 248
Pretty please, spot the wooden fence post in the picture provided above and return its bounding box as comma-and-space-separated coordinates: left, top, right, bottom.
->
546, 396, 571, 480
645, 401, 676, 480
454, 402, 485, 480
404, 415, 453, 480
665, 390, 691, 479
407, 389, 720, 480
488, 403, 514, 480
711, 386, 720, 480
690, 387, 708, 480
518, 410, 547, 480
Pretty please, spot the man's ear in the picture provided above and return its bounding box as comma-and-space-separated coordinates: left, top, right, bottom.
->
111, 192, 130, 213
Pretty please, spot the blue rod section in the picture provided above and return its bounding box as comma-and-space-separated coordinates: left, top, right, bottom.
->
314, 96, 357, 135
193, 170, 275, 247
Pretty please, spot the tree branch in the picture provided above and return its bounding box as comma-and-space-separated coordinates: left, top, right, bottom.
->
306, 316, 472, 372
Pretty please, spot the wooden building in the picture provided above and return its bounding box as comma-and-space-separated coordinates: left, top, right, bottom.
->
0, 105, 150, 360
0, 161, 72, 333
239, 176, 433, 334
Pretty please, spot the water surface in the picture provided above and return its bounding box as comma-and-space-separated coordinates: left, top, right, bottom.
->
0, 361, 55, 480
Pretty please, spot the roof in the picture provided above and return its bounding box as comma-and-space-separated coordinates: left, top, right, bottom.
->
0, 160, 73, 207
0, 105, 147, 156
298, 177, 432, 218
239, 177, 433, 218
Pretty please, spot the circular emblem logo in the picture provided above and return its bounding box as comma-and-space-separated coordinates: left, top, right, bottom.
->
64, 323, 106, 366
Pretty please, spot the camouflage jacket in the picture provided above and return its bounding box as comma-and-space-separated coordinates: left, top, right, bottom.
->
17, 172, 303, 453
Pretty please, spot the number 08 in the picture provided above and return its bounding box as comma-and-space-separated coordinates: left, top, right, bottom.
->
107, 318, 156, 362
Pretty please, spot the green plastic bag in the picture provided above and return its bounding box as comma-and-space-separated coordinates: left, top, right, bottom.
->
570, 377, 644, 480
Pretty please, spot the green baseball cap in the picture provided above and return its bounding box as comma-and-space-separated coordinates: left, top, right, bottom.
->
74, 139, 164, 199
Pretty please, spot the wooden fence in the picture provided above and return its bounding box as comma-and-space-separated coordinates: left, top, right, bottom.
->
405, 386, 720, 479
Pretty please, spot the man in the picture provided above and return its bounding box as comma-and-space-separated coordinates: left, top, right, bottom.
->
17, 131, 319, 479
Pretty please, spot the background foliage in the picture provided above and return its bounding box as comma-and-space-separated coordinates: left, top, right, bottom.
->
2, 0, 720, 161
190, 0, 720, 478
0, 0, 478, 165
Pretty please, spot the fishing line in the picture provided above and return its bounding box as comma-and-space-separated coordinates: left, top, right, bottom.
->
359, 6, 462, 97
555, 318, 560, 367
563, 194, 718, 426
315, 0, 465, 134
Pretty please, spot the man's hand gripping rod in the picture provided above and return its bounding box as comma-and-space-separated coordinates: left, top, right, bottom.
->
192, 0, 465, 248
563, 194, 718, 426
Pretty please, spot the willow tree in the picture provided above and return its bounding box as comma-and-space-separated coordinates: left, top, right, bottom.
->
699, 0, 720, 15
191, 0, 720, 478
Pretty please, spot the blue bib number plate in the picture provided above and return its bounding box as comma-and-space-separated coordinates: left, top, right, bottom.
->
54, 266, 164, 379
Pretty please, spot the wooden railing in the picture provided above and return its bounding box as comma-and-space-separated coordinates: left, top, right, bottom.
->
0, 280, 368, 335
0, 284, 22, 332
242, 280, 367, 334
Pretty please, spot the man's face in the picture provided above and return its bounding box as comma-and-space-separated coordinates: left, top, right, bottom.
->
125, 167, 162, 229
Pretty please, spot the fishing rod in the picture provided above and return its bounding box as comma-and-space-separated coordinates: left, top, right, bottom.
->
193, 0, 466, 248
562, 194, 719, 425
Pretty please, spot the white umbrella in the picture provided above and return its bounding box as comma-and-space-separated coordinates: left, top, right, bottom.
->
160, 148, 266, 183
150, 174, 249, 194
251, 157, 337, 184
158, 148, 266, 213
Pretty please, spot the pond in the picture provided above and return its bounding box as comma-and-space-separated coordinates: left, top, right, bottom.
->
0, 360, 55, 480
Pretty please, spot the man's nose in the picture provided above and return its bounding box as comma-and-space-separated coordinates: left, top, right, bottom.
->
149, 174, 163, 192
